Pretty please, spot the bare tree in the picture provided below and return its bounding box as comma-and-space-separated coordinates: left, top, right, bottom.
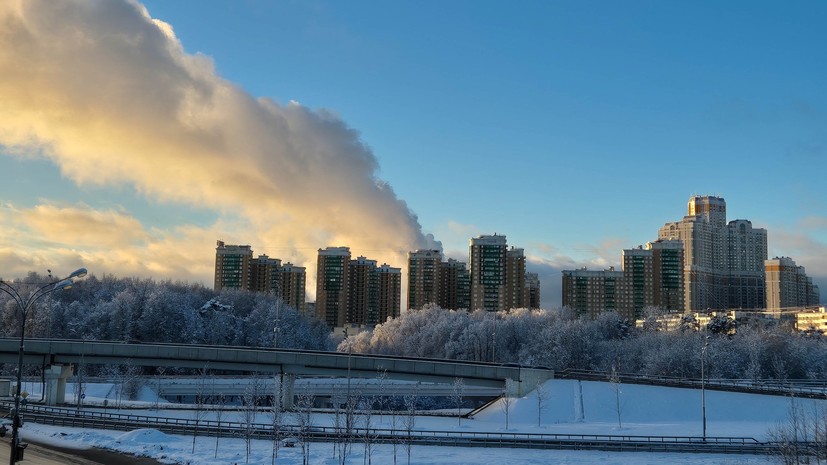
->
294, 391, 315, 465
153, 366, 166, 412
241, 376, 262, 463
500, 379, 516, 430
450, 377, 465, 427
535, 381, 551, 427
402, 390, 417, 465
609, 363, 623, 429
212, 391, 227, 459
73, 353, 87, 413
270, 375, 283, 465
192, 366, 209, 454
768, 396, 827, 465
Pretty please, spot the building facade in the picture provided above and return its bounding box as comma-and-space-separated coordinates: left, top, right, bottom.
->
316, 247, 351, 328
407, 249, 441, 311
438, 258, 471, 310
658, 195, 767, 311
377, 264, 402, 323
524, 272, 541, 309
505, 247, 527, 310
563, 240, 683, 320
561, 268, 627, 319
470, 234, 508, 311
280, 262, 307, 313
347, 256, 378, 326
214, 241, 252, 291
765, 257, 821, 314
249, 254, 282, 294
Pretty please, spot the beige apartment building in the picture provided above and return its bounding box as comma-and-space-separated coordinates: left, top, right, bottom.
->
765, 257, 820, 315
505, 247, 527, 310
214, 241, 253, 291
562, 268, 628, 319
280, 262, 307, 313
658, 195, 767, 311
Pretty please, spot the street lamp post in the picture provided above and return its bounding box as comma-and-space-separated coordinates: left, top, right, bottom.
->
0, 268, 87, 464
701, 335, 710, 441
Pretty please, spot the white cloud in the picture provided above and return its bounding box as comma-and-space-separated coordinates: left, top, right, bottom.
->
0, 0, 439, 296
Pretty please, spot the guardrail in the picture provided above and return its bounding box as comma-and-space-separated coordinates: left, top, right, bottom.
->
557, 369, 827, 398
0, 401, 791, 455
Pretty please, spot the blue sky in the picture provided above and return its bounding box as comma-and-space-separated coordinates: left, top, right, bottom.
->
0, 0, 824, 305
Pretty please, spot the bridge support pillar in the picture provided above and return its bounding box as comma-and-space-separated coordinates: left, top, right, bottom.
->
280, 374, 295, 410
44, 364, 73, 405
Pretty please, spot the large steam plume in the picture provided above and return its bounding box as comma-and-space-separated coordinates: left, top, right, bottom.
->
0, 0, 438, 294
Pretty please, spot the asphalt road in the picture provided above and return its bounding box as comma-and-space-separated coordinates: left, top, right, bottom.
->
0, 438, 165, 465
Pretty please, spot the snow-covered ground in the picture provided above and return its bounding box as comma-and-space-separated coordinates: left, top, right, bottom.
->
15, 378, 819, 465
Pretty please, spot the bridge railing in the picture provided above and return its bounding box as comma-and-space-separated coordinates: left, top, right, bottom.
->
557, 369, 827, 397
2, 401, 766, 446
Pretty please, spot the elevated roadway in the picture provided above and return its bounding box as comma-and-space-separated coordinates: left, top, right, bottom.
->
0, 339, 552, 405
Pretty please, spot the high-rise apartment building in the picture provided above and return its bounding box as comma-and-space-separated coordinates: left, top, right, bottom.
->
524, 272, 541, 309
214, 241, 307, 311
280, 262, 307, 313
438, 258, 471, 310
619, 240, 685, 319
348, 256, 378, 325
562, 240, 683, 320
470, 234, 508, 311
407, 249, 441, 311
658, 195, 767, 311
214, 241, 252, 291
317, 248, 402, 328
727, 220, 768, 309
377, 264, 402, 323
765, 257, 821, 314
649, 240, 685, 312
506, 247, 527, 310
316, 247, 351, 328
561, 268, 627, 319
250, 254, 281, 294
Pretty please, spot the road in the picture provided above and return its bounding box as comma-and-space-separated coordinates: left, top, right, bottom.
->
0, 438, 164, 465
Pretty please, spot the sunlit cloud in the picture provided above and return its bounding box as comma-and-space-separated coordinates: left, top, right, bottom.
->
0, 0, 438, 293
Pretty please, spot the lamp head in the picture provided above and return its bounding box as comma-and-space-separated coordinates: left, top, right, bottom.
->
54, 279, 73, 291
69, 268, 87, 279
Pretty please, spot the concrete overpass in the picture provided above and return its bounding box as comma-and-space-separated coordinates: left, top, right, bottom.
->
0, 339, 552, 405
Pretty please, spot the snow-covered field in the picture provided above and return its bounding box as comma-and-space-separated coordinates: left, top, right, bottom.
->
16, 378, 819, 465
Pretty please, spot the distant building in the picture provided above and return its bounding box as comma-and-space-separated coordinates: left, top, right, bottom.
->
407, 249, 441, 311
214, 241, 306, 311
563, 240, 684, 320
316, 247, 351, 328
561, 267, 627, 319
280, 262, 307, 313
793, 307, 827, 334
470, 234, 508, 312
765, 257, 821, 315
377, 264, 402, 323
438, 258, 471, 310
250, 254, 281, 294
214, 241, 252, 291
505, 247, 526, 310
317, 247, 402, 328
524, 272, 541, 309
348, 256, 378, 325
658, 196, 767, 311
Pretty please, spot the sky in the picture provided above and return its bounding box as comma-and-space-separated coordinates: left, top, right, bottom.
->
0, 0, 825, 307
